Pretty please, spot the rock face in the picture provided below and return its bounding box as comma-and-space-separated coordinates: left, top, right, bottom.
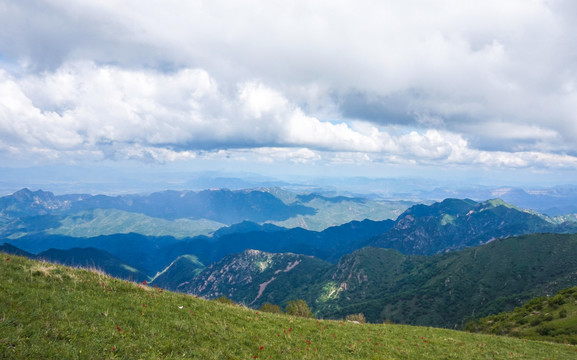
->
183, 249, 331, 307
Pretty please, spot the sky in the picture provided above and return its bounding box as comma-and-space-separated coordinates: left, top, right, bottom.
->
1, 0, 577, 192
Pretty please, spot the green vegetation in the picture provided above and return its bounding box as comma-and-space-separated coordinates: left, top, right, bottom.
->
346, 313, 367, 323
268, 195, 412, 231
48, 209, 225, 238
285, 299, 314, 318
466, 287, 577, 344
312, 233, 577, 327
2, 254, 576, 359
259, 302, 283, 314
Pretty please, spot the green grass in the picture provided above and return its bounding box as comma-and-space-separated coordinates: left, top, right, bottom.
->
466, 287, 577, 345
1, 253, 576, 359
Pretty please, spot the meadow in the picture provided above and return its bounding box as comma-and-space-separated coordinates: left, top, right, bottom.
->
1, 253, 576, 359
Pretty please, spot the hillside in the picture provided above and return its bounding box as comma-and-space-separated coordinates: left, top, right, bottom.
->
1, 253, 575, 359
37, 247, 150, 283
150, 254, 206, 291
465, 286, 577, 344
185, 234, 577, 329
183, 250, 332, 308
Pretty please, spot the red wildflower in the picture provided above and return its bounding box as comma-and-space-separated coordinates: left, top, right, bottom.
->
5, 257, 9, 261
259, 346, 264, 350
142, 280, 147, 285
116, 326, 122, 332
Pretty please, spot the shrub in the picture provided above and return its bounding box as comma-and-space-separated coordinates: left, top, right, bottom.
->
537, 326, 552, 336
285, 299, 314, 318
345, 313, 366, 323
530, 316, 543, 326
548, 295, 565, 308
214, 296, 236, 306
559, 309, 568, 318
259, 303, 283, 314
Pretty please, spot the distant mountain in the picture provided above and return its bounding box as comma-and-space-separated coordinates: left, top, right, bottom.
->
210, 220, 286, 238
155, 218, 396, 265
7, 197, 576, 276
3, 218, 394, 275
183, 249, 332, 308
47, 209, 225, 238
0, 188, 316, 225
0, 188, 413, 240
69, 189, 316, 224
363, 198, 577, 255
419, 185, 577, 216
0, 242, 35, 258
267, 191, 412, 231
5, 233, 180, 275
0, 188, 87, 217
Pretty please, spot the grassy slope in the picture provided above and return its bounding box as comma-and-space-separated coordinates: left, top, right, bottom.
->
466, 287, 577, 345
1, 254, 576, 359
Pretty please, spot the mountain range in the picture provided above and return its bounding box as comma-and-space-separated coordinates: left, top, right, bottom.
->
3, 187, 577, 331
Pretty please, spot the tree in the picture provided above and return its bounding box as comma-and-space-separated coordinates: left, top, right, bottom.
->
285, 299, 314, 318
259, 303, 283, 314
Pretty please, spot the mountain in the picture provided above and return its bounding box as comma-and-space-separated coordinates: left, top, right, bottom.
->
69, 189, 316, 224
183, 233, 577, 329
150, 254, 206, 291
3, 218, 394, 276
0, 188, 87, 217
47, 208, 225, 238
5, 232, 180, 275
36, 247, 150, 282
183, 249, 332, 308
0, 242, 35, 258
154, 218, 395, 265
0, 188, 413, 240
363, 198, 577, 255
266, 191, 412, 231
2, 254, 572, 359
319, 233, 577, 327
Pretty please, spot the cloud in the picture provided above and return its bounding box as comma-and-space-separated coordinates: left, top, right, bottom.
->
1, 1, 577, 174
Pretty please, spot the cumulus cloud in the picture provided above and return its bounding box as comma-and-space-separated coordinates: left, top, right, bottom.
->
1, 1, 577, 173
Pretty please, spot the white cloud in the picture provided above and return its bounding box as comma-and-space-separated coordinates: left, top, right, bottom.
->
1, 1, 577, 176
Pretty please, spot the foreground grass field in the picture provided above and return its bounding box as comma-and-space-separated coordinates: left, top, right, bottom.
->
1, 253, 576, 359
